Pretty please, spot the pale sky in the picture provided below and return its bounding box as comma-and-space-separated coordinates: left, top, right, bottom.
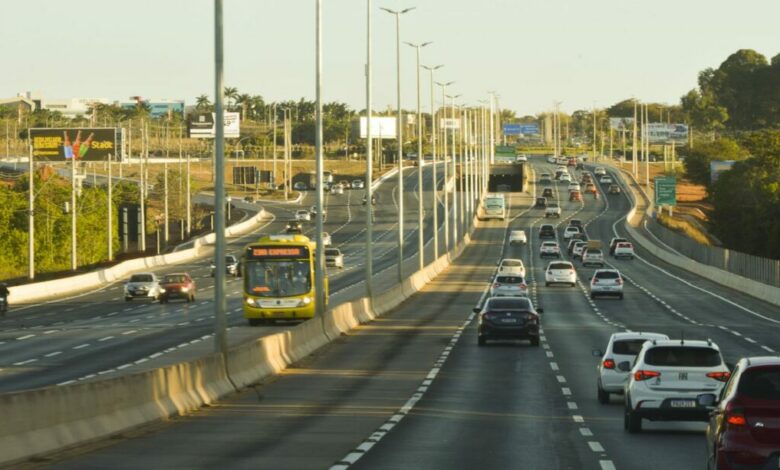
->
2, 0, 779, 115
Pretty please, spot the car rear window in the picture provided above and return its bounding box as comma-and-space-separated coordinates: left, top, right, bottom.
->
617, 243, 632, 248
164, 275, 186, 283
549, 262, 572, 270
502, 260, 523, 267
644, 347, 722, 367
595, 271, 620, 279
488, 297, 532, 310
612, 339, 649, 355
325, 249, 340, 256
738, 368, 780, 400
496, 276, 524, 284
542, 242, 557, 247
130, 274, 153, 282
548, 203, 559, 208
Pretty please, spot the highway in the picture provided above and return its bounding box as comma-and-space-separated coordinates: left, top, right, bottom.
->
14, 156, 780, 469
0, 163, 452, 393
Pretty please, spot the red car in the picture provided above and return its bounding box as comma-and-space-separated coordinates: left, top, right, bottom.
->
159, 273, 196, 303
705, 357, 780, 469
569, 190, 583, 202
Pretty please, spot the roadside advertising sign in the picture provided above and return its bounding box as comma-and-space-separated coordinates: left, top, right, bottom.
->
654, 176, 677, 206
188, 112, 241, 139
709, 160, 736, 185
609, 117, 634, 130
503, 123, 522, 135
517, 123, 540, 134
440, 118, 461, 130
30, 128, 120, 162
359, 116, 397, 138
647, 123, 688, 144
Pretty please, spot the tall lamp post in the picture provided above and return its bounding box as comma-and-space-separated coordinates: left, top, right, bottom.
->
446, 94, 461, 246
405, 41, 431, 271
365, 0, 374, 301
422, 64, 442, 259
381, 5, 414, 283
435, 80, 454, 252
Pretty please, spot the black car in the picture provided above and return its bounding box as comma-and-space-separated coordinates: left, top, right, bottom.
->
285, 220, 303, 234
539, 224, 556, 239
475, 297, 543, 347
542, 187, 554, 198
535, 197, 547, 208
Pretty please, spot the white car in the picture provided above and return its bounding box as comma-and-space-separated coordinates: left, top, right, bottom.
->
563, 226, 580, 240
600, 175, 613, 184
624, 339, 731, 433
590, 269, 624, 299
567, 182, 581, 193
508, 230, 527, 246
594, 167, 607, 176
613, 241, 635, 259
545, 261, 577, 287
559, 173, 572, 183
582, 248, 605, 267
124, 273, 163, 301
539, 241, 561, 258
331, 184, 344, 195
545, 203, 561, 218
293, 181, 308, 191
498, 258, 526, 278
490, 275, 529, 297
515, 154, 528, 163
352, 179, 365, 189
324, 248, 344, 268
321, 232, 332, 246
547, 155, 557, 164
572, 242, 587, 260
295, 209, 311, 221
594, 331, 670, 404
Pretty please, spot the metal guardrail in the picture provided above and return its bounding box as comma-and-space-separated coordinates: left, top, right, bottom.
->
645, 218, 780, 287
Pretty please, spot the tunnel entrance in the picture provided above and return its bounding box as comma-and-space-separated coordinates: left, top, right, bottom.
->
488, 163, 524, 192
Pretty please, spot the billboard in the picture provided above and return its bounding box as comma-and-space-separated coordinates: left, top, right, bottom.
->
232, 166, 256, 185
647, 123, 688, 144
30, 128, 120, 162
504, 123, 539, 135
710, 160, 736, 185
654, 176, 677, 206
440, 118, 461, 130
503, 123, 522, 135
359, 116, 397, 138
187, 112, 240, 139
609, 117, 634, 130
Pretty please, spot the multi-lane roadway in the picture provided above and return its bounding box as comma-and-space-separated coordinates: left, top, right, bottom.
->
10, 156, 780, 469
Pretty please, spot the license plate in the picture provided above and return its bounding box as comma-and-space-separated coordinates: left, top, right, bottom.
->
670, 400, 696, 408
500, 318, 518, 324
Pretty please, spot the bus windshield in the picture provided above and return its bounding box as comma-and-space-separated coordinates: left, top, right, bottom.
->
245, 260, 311, 297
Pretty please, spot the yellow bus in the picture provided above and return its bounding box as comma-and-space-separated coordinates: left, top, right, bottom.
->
242, 234, 328, 325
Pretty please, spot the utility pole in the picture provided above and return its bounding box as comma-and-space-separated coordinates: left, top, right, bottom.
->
632, 101, 638, 178
365, 0, 374, 300
422, 65, 442, 259
436, 81, 454, 251
213, 0, 228, 357
28, 138, 34, 279
314, 0, 325, 317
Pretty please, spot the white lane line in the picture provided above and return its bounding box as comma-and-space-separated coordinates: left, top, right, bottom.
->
73, 343, 90, 350
122, 330, 137, 335
579, 428, 593, 437
556, 375, 567, 383
600, 460, 616, 470
13, 358, 38, 365
573, 415, 584, 423
44, 351, 62, 357
567, 402, 579, 410
16, 334, 35, 340
149, 352, 163, 359
588, 441, 604, 452
98, 336, 114, 342
43, 330, 58, 335
549, 362, 559, 371
57, 380, 76, 386
761, 345, 775, 353
745, 337, 757, 344
134, 358, 148, 364
117, 364, 132, 370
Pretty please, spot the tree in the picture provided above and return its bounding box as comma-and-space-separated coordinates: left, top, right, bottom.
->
195, 95, 212, 111
681, 89, 728, 131
224, 87, 238, 110
235, 93, 252, 120
681, 137, 747, 187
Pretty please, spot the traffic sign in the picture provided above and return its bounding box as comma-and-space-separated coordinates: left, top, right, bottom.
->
654, 176, 676, 206
503, 124, 522, 135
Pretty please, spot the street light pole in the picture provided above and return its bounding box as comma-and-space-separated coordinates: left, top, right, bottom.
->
314, 0, 325, 317
213, 0, 228, 356
381, 6, 414, 283
436, 80, 454, 252
422, 64, 442, 259
406, 41, 431, 271
365, 0, 374, 301
446, 94, 460, 246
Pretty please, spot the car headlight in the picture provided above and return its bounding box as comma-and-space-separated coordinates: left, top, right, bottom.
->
298, 297, 312, 307
245, 297, 257, 306
180, 287, 189, 292
159, 288, 166, 293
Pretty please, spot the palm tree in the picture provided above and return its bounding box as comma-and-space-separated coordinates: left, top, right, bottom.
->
224, 87, 238, 110
195, 95, 212, 111
235, 93, 252, 120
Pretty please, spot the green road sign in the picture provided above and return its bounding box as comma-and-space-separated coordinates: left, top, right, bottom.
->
495, 145, 516, 162
654, 176, 676, 206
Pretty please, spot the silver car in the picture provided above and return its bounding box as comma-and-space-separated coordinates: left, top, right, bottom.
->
124, 273, 163, 301
490, 275, 529, 297
590, 269, 624, 299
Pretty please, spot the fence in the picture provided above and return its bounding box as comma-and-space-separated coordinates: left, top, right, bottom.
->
645, 218, 780, 287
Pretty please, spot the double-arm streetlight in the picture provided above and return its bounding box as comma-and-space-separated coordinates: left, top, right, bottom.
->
405, 41, 431, 271
381, 5, 414, 283
422, 64, 442, 259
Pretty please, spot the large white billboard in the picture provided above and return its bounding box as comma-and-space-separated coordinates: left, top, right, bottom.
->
609, 117, 634, 130
188, 112, 241, 139
647, 123, 688, 144
359, 116, 397, 138
440, 118, 461, 130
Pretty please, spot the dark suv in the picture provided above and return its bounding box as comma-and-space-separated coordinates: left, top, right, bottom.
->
542, 187, 554, 198
535, 197, 547, 208
539, 224, 556, 239
705, 357, 780, 470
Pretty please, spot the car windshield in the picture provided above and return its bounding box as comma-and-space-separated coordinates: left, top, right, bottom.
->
613, 339, 651, 356
587, 249, 603, 256
495, 276, 524, 284
738, 368, 780, 400
644, 347, 722, 367
245, 260, 311, 297
487, 297, 532, 310
130, 274, 153, 283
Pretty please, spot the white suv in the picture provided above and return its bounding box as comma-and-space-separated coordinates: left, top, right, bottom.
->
508, 230, 527, 246
545, 203, 561, 218
624, 339, 731, 433
540, 241, 560, 258
563, 226, 580, 240
590, 269, 624, 299
498, 258, 526, 278
545, 261, 576, 287
594, 332, 669, 404
582, 248, 605, 267
613, 241, 635, 259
